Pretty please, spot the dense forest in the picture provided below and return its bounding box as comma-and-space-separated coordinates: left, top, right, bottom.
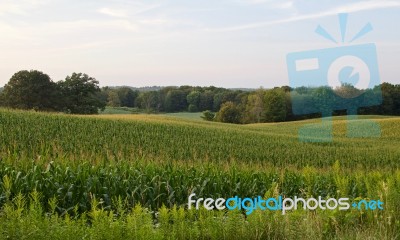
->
1, 70, 400, 124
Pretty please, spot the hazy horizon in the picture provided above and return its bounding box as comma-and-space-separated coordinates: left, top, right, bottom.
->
1, 0, 400, 88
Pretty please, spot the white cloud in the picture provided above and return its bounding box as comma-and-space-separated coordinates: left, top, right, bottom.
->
138, 18, 169, 25
277, 1, 294, 9
98, 7, 128, 18
0, 19, 138, 51
132, 3, 163, 15
236, 0, 294, 9
97, 2, 163, 18
45, 19, 138, 32
0, 3, 26, 15
336, 0, 400, 13
247, 0, 269, 3
236, 0, 273, 5
207, 0, 400, 32
0, 0, 50, 16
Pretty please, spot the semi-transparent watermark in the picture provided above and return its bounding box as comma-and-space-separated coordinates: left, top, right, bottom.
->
188, 194, 384, 215
286, 13, 382, 142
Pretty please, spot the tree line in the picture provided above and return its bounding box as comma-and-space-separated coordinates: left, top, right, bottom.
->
213, 84, 400, 124
1, 70, 399, 123
102, 83, 400, 124
0, 70, 105, 114
99, 85, 247, 113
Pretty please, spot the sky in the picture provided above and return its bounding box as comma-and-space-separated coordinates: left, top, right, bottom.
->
0, 0, 399, 88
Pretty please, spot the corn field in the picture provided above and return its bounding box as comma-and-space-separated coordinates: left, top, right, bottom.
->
0, 108, 399, 239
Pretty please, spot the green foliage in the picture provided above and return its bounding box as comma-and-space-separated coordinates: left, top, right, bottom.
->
165, 89, 188, 112
102, 87, 139, 108
1, 70, 59, 111
311, 86, 336, 116
107, 90, 121, 107
58, 73, 105, 114
0, 109, 399, 169
0, 179, 398, 239
201, 110, 215, 121
186, 91, 201, 111
243, 89, 265, 123
264, 88, 287, 122
213, 92, 224, 111
117, 87, 138, 108
375, 82, 400, 115
2, 74, 400, 122
188, 104, 198, 112
0, 109, 398, 239
199, 90, 214, 111
216, 101, 242, 124
135, 91, 160, 112
0, 70, 107, 114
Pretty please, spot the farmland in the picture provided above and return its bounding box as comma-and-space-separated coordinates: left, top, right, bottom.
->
0, 108, 399, 239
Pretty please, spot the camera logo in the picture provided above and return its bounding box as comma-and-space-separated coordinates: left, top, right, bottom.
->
286, 13, 382, 142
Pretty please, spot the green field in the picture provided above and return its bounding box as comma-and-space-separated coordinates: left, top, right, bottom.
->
163, 112, 204, 120
100, 106, 141, 114
0, 109, 399, 239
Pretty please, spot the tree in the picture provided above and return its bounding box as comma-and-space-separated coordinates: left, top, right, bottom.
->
58, 73, 105, 114
264, 88, 287, 122
117, 87, 138, 107
244, 89, 265, 123
98, 87, 112, 104
158, 87, 179, 112
334, 83, 363, 99
201, 110, 215, 121
199, 91, 214, 111
188, 104, 198, 112
311, 86, 335, 116
333, 83, 364, 115
187, 91, 201, 112
107, 90, 121, 107
216, 101, 242, 124
376, 82, 400, 115
136, 91, 159, 112
1, 70, 60, 111
165, 89, 188, 112
213, 92, 224, 111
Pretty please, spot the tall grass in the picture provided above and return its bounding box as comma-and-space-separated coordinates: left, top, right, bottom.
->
0, 190, 398, 240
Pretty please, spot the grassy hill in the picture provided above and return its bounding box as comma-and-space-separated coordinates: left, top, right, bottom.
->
0, 108, 399, 239
2, 108, 397, 169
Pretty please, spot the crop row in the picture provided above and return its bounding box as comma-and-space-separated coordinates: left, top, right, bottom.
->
0, 109, 399, 169
0, 161, 399, 215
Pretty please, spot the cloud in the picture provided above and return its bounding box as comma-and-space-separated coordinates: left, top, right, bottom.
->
335, 0, 400, 13
0, 18, 138, 49
40, 19, 138, 33
207, 0, 400, 32
96, 3, 169, 28
277, 1, 294, 9
236, 0, 294, 9
98, 7, 128, 18
0, 1, 37, 16
0, 0, 50, 16
97, 2, 163, 19
237, 0, 273, 4
0, 3, 25, 15
138, 18, 169, 25
132, 3, 163, 15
